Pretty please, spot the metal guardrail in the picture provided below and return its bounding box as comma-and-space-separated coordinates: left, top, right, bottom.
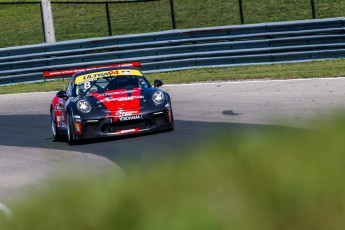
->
0, 17, 344, 84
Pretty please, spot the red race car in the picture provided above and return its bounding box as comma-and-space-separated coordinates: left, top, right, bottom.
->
45, 62, 174, 145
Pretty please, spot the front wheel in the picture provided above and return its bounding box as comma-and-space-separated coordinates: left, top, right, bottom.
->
168, 110, 175, 131
67, 112, 77, 145
51, 108, 61, 141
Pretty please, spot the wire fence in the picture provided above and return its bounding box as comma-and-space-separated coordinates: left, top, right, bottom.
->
0, 0, 344, 48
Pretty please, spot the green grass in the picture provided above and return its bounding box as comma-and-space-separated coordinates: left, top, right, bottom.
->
1, 59, 345, 94
0, 79, 67, 95
1, 114, 345, 229
151, 59, 345, 84
0, 0, 345, 48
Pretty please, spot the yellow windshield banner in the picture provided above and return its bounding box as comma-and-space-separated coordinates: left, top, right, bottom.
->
75, 69, 143, 85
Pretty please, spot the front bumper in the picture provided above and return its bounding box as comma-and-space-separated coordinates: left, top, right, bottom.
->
75, 108, 173, 138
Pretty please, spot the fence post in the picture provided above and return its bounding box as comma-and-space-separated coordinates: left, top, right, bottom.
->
311, 0, 316, 19
238, 0, 244, 24
41, 0, 56, 43
105, 2, 112, 36
169, 0, 176, 29
40, 3, 47, 43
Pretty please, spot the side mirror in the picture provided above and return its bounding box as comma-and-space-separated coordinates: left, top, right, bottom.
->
56, 90, 68, 99
154, 80, 163, 88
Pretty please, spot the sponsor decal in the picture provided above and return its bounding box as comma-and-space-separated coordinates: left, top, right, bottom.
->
75, 69, 143, 85
116, 110, 139, 116
119, 114, 142, 122
58, 122, 67, 128
121, 70, 131, 75
92, 88, 142, 121
97, 95, 144, 103
108, 70, 135, 75
102, 90, 137, 96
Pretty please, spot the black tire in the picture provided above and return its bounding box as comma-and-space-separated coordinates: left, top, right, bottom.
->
66, 112, 77, 145
50, 108, 62, 141
168, 98, 174, 131
168, 110, 175, 131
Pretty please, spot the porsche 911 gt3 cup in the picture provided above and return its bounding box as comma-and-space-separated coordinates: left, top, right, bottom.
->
45, 62, 174, 145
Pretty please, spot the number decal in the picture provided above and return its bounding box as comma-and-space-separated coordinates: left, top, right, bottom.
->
84, 81, 91, 90
108, 70, 119, 76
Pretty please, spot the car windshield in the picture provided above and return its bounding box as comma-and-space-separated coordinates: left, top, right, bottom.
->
75, 75, 151, 96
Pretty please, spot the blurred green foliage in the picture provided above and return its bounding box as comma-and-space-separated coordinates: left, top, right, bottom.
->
1, 115, 345, 229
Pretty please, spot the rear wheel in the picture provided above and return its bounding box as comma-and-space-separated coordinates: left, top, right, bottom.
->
50, 108, 61, 141
67, 112, 77, 145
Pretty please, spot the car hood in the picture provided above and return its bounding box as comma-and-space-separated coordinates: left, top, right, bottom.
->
86, 88, 157, 115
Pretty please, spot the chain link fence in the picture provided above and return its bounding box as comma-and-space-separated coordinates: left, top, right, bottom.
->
0, 0, 344, 48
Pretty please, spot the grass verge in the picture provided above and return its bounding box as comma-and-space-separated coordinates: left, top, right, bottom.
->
1, 59, 345, 95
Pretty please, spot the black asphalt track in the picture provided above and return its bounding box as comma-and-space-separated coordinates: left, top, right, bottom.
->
0, 114, 288, 169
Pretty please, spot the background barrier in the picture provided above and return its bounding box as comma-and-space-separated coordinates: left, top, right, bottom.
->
0, 17, 344, 84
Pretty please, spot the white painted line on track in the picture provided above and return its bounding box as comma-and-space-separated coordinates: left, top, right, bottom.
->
2, 77, 345, 95
0, 202, 13, 218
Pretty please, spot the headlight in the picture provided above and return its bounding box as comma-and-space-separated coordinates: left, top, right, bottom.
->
77, 100, 92, 113
152, 91, 165, 105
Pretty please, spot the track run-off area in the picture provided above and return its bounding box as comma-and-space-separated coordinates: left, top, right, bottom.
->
1, 77, 345, 206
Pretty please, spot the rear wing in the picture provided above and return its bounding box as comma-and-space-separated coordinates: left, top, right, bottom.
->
43, 62, 141, 78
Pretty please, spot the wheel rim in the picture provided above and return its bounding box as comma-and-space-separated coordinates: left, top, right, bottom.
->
67, 115, 71, 141
51, 110, 57, 137
67, 114, 74, 143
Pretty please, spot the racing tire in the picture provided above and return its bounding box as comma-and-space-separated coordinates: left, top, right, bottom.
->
51, 108, 62, 141
67, 112, 77, 145
168, 110, 175, 131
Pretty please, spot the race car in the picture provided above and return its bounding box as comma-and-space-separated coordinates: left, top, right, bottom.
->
44, 62, 174, 145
